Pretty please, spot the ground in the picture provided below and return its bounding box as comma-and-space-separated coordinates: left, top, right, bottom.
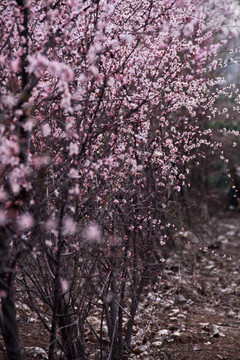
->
128, 208, 240, 360
2, 202, 240, 359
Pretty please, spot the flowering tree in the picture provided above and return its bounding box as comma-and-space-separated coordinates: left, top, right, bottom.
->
0, 0, 238, 359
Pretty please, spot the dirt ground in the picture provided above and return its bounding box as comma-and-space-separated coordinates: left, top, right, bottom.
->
128, 208, 240, 360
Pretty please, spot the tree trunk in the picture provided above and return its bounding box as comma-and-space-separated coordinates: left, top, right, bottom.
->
0, 229, 22, 360
1, 294, 22, 360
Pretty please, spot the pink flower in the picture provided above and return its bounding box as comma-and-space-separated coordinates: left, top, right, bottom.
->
60, 278, 69, 293
83, 222, 101, 242
23, 118, 36, 132
0, 190, 8, 202
9, 58, 20, 73
41, 123, 51, 136
69, 142, 79, 156
17, 214, 34, 230
0, 210, 7, 225
69, 168, 80, 178
0, 138, 20, 165
62, 216, 77, 235
0, 290, 8, 298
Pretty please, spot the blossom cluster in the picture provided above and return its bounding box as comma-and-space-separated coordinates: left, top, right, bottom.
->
0, 0, 238, 280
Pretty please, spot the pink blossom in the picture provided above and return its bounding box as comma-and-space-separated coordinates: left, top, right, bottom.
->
83, 222, 101, 242
0, 290, 8, 298
69, 169, 80, 178
9, 58, 20, 73
32, 156, 51, 167
41, 123, 51, 136
45, 218, 57, 231
62, 216, 77, 236
45, 239, 53, 247
0, 1, 238, 348
0, 138, 20, 165
23, 118, 36, 132
17, 214, 34, 230
0, 189, 8, 202
0, 210, 7, 225
69, 142, 79, 156
60, 278, 69, 293
2, 95, 16, 107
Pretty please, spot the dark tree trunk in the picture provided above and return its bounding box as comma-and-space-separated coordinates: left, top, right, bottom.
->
58, 296, 86, 360
124, 271, 147, 349
1, 295, 22, 360
0, 229, 22, 360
